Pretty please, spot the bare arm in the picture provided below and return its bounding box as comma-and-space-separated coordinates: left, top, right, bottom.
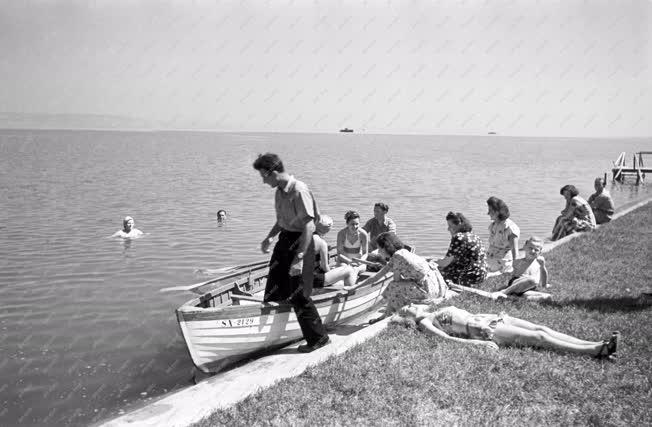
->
509, 234, 519, 261
538, 256, 549, 288
336, 229, 351, 263
436, 255, 455, 268
317, 236, 330, 272
296, 219, 315, 257
418, 318, 499, 349
345, 262, 392, 291
360, 230, 369, 258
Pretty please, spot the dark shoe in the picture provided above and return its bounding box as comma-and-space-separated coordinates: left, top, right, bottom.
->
596, 331, 620, 361
297, 336, 330, 353
607, 331, 620, 359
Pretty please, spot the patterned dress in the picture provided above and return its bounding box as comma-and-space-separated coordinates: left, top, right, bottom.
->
382, 249, 448, 312
486, 218, 520, 273
552, 196, 597, 240
440, 232, 487, 286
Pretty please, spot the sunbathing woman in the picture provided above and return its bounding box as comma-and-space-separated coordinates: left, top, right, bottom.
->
346, 232, 448, 323
312, 215, 358, 288
396, 303, 620, 359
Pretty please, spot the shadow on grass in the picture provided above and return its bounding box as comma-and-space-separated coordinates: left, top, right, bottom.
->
541, 295, 652, 313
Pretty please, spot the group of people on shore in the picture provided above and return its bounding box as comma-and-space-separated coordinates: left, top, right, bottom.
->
552, 178, 615, 240
252, 152, 620, 360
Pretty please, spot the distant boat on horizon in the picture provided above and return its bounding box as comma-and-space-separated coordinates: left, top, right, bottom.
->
339, 128, 354, 133
488, 131, 497, 135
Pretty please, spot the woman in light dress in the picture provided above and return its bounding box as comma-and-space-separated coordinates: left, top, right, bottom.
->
485, 197, 520, 274
347, 232, 449, 323
552, 184, 596, 241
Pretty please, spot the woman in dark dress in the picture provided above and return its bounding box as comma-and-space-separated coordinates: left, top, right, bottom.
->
434, 212, 487, 287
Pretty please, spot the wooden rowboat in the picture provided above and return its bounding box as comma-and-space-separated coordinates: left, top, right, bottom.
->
165, 254, 392, 373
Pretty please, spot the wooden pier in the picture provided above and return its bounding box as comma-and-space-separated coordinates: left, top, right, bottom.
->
612, 151, 651, 185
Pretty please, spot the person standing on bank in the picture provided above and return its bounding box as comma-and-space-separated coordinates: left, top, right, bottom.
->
253, 153, 329, 353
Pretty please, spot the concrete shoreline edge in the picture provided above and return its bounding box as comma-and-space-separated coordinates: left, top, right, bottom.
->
99, 196, 652, 427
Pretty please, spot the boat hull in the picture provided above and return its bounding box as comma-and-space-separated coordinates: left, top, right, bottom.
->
176, 277, 389, 373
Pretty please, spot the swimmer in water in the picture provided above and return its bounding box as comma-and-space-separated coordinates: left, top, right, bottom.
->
217, 209, 227, 224
111, 216, 144, 239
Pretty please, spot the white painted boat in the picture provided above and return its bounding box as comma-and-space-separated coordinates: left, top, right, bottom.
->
168, 257, 391, 373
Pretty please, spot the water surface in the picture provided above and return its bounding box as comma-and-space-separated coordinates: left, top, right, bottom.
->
1, 130, 649, 426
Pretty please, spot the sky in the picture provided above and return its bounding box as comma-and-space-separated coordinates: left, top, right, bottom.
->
1, 0, 650, 136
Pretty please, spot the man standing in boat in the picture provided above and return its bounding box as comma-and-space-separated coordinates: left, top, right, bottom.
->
253, 153, 330, 353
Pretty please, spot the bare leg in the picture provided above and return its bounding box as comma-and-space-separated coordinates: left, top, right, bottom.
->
500, 277, 537, 296
325, 265, 357, 287
492, 323, 603, 355
502, 316, 593, 345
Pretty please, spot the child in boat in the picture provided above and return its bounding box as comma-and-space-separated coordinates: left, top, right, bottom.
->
312, 215, 358, 288
491, 236, 549, 298
395, 303, 620, 360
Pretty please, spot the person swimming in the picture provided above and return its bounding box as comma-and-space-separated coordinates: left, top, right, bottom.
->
111, 216, 144, 239
217, 209, 227, 224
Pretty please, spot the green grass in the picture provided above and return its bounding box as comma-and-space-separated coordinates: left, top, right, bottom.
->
194, 203, 652, 426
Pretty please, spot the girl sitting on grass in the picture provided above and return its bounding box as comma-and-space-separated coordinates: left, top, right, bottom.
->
395, 304, 620, 360
490, 236, 549, 298
346, 232, 449, 323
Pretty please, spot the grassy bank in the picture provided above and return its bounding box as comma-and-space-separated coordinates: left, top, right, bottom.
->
195, 203, 652, 426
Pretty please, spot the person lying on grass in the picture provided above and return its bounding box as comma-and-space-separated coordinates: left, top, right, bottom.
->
395, 304, 620, 360
490, 236, 549, 299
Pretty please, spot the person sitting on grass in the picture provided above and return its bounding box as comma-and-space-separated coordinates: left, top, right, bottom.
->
312, 215, 359, 289
490, 236, 549, 299
345, 232, 449, 324
395, 303, 620, 360
552, 184, 596, 241
587, 177, 615, 225
485, 196, 520, 275
435, 211, 487, 287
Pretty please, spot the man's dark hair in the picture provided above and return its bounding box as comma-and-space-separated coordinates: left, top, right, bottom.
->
375, 232, 404, 256
374, 202, 389, 212
445, 211, 473, 233
486, 196, 511, 221
253, 153, 284, 173
560, 184, 579, 197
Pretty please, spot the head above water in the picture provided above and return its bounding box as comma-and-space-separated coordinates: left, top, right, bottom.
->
123, 216, 134, 231
217, 210, 227, 222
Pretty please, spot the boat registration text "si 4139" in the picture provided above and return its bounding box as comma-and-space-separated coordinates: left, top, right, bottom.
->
217, 317, 257, 327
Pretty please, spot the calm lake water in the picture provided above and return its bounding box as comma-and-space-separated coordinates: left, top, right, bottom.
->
1, 129, 650, 426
